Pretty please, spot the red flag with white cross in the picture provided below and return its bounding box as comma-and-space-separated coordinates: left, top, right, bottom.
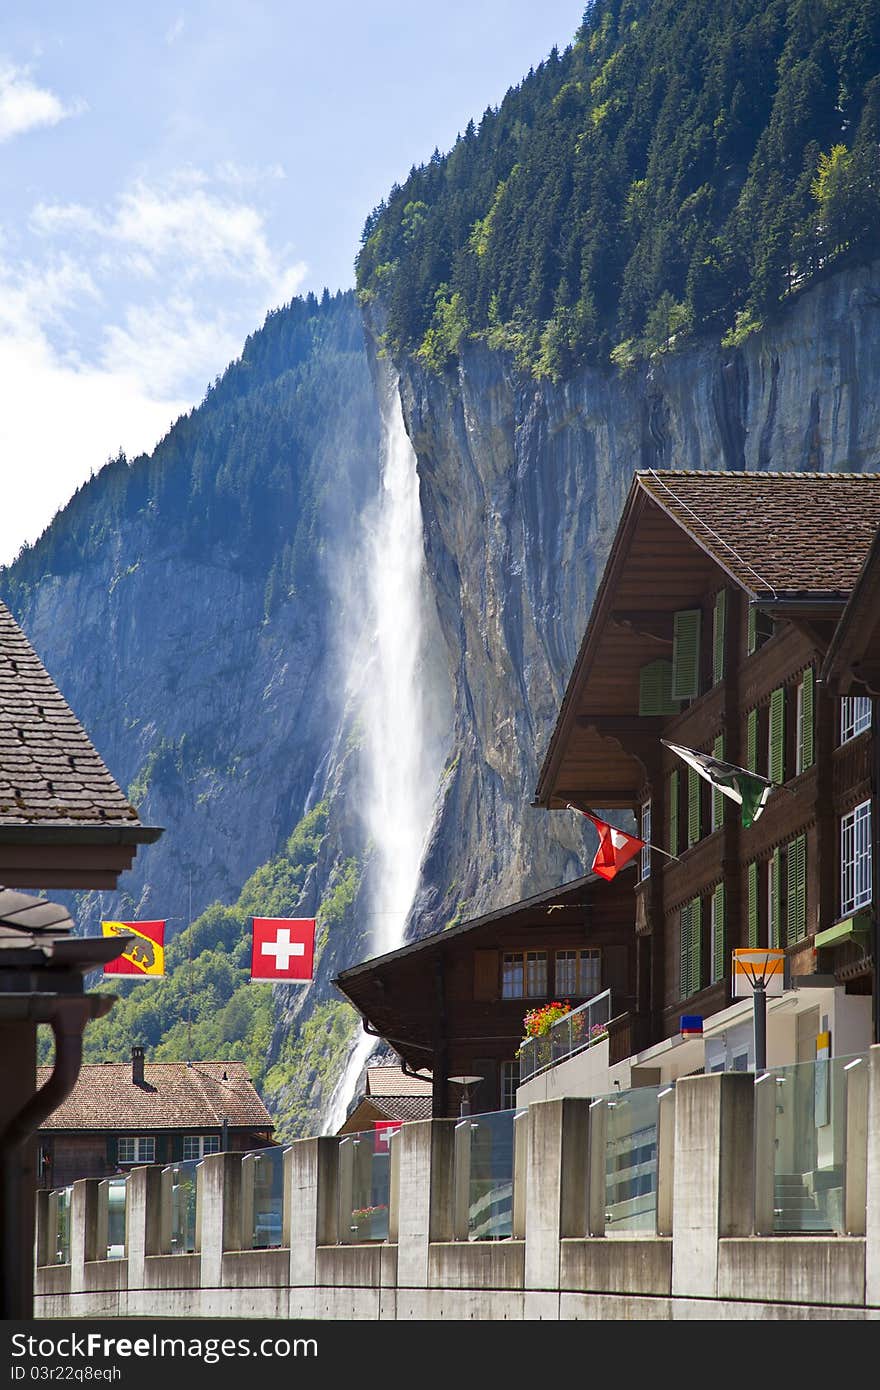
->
373, 1119, 402, 1155
250, 917, 316, 982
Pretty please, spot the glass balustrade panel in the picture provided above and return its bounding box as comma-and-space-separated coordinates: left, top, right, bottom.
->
465, 1108, 516, 1241
166, 1159, 199, 1253
54, 1186, 73, 1265
765, 1053, 862, 1234
250, 1147, 286, 1249
604, 1085, 662, 1232
106, 1177, 127, 1258
343, 1129, 394, 1240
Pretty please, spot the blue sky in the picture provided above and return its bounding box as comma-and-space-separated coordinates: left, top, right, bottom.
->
0, 1, 586, 566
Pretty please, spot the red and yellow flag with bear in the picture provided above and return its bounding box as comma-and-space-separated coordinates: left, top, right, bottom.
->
101, 920, 166, 976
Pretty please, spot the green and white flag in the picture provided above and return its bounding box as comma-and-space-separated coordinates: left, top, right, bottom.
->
661, 739, 774, 828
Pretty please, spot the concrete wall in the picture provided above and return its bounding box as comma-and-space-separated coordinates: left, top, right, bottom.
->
34, 1052, 880, 1321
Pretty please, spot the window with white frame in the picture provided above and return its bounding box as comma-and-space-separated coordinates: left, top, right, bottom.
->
555, 948, 601, 998
502, 950, 547, 999
640, 799, 652, 880
182, 1135, 221, 1161
840, 800, 872, 916
501, 1060, 520, 1110
840, 696, 872, 745
117, 1136, 156, 1164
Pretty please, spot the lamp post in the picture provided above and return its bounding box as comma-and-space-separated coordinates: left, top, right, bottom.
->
448, 1075, 483, 1118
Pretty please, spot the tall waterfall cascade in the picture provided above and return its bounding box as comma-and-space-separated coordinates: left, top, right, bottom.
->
322, 374, 450, 1132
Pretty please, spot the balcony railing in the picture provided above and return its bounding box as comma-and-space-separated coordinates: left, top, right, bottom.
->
518, 988, 613, 1082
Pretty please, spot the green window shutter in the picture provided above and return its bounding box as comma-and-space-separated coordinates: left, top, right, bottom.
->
747, 606, 756, 655
747, 861, 758, 948
680, 899, 701, 999
712, 733, 725, 830
672, 609, 702, 700
668, 770, 679, 858
639, 659, 680, 716
712, 589, 727, 685
687, 765, 701, 847
786, 834, 807, 944
799, 667, 814, 770
746, 708, 757, 772
769, 847, 781, 949
769, 686, 785, 784
711, 882, 725, 982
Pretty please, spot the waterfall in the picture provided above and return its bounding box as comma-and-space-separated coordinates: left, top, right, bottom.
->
322, 374, 448, 1133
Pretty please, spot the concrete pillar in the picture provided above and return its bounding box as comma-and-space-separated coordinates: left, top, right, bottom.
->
396, 1119, 456, 1289
126, 1165, 163, 1291
671, 1072, 754, 1298
69, 1179, 101, 1294
524, 1098, 590, 1293
452, 1120, 471, 1241
198, 1152, 242, 1289
864, 1045, 880, 1302
288, 1135, 338, 1315
844, 1055, 868, 1237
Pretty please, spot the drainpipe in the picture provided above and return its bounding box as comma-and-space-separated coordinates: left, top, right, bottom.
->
0, 994, 111, 1318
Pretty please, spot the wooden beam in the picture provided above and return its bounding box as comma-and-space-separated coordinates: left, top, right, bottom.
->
610, 611, 673, 642
576, 715, 664, 734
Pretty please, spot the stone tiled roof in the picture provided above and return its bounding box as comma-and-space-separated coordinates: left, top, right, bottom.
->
637, 470, 880, 597
0, 600, 142, 827
365, 1064, 432, 1098
37, 1061, 274, 1132
369, 1095, 433, 1122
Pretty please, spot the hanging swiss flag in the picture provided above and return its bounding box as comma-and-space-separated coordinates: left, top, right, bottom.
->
373, 1119, 402, 1154
250, 917, 316, 982
568, 806, 645, 881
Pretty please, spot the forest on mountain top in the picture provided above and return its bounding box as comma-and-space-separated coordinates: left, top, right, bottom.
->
356, 0, 880, 379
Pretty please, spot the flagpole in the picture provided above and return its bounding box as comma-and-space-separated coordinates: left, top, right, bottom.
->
567, 804, 681, 864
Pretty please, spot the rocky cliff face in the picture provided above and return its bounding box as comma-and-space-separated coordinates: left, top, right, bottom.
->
374, 260, 880, 928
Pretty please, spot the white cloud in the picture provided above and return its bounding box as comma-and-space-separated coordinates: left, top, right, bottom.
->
0, 61, 83, 142
0, 169, 307, 566
165, 15, 185, 45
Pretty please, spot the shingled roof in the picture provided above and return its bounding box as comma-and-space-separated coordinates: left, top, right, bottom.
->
36, 1060, 274, 1132
365, 1064, 433, 1098
638, 470, 880, 598
0, 600, 148, 828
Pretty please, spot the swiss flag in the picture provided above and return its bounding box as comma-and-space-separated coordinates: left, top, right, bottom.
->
250, 918, 316, 982
569, 806, 645, 882
373, 1119, 402, 1154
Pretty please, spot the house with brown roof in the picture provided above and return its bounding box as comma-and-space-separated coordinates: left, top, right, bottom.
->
0, 598, 163, 1315
532, 469, 880, 1086
336, 1063, 434, 1136
36, 1046, 276, 1188
333, 869, 636, 1117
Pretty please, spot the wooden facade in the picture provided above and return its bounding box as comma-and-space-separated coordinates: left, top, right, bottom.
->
534, 470, 880, 1054
333, 870, 635, 1117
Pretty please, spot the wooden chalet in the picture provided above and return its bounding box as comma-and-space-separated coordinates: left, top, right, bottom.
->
37, 1047, 276, 1188
333, 869, 635, 1118
533, 469, 880, 1072
0, 597, 163, 1314
335, 1063, 434, 1136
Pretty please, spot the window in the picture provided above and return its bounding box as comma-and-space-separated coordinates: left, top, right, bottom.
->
769, 687, 785, 784
710, 882, 725, 982
840, 696, 872, 744
796, 669, 814, 773
680, 896, 702, 999
747, 606, 774, 655
640, 799, 651, 880
668, 770, 679, 857
639, 659, 680, 715
182, 1135, 221, 1161
502, 950, 547, 999
501, 1060, 520, 1111
555, 948, 600, 999
841, 801, 872, 916
747, 861, 759, 948
117, 1137, 155, 1164
745, 708, 758, 773
768, 848, 781, 949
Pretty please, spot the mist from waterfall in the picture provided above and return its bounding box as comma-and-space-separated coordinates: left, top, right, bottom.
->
322, 374, 448, 1133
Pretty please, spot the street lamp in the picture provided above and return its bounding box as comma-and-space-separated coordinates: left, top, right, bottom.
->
448, 1075, 483, 1118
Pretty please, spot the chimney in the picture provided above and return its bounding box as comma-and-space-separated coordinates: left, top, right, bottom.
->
131, 1045, 145, 1086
